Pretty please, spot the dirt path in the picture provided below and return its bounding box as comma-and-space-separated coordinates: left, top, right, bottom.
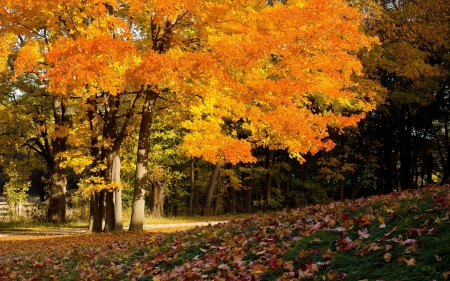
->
0, 221, 229, 237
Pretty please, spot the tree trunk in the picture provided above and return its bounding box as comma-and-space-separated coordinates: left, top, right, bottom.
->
379, 114, 393, 194
114, 189, 123, 230
99, 190, 106, 229
104, 191, 115, 231
224, 163, 234, 214
204, 162, 221, 216
214, 173, 221, 215
265, 148, 274, 207
244, 187, 251, 213
427, 153, 433, 184
438, 124, 450, 185
189, 158, 197, 216
47, 169, 67, 223
400, 106, 413, 189
150, 180, 165, 218
87, 192, 102, 233
340, 180, 345, 201
283, 151, 292, 208
351, 138, 360, 199
47, 98, 72, 223
111, 150, 123, 231
129, 91, 158, 231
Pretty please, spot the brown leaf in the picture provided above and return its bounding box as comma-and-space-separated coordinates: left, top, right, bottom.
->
384, 253, 392, 262
327, 270, 339, 280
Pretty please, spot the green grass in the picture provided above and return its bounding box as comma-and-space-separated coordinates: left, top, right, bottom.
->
0, 220, 87, 231
0, 213, 247, 232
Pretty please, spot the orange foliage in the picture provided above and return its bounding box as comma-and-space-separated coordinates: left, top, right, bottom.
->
0, 0, 378, 164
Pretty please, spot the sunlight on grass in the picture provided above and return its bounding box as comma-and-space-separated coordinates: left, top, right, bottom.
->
0, 213, 250, 231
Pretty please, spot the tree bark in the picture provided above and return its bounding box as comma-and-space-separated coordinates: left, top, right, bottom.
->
112, 150, 123, 231
438, 123, 450, 185
104, 191, 115, 231
283, 151, 292, 208
351, 137, 360, 199
87, 192, 102, 233
427, 152, 433, 184
204, 162, 221, 216
400, 106, 413, 189
224, 163, 234, 214
47, 169, 67, 223
150, 179, 165, 218
265, 148, 274, 207
189, 158, 197, 216
129, 91, 158, 231
47, 98, 72, 223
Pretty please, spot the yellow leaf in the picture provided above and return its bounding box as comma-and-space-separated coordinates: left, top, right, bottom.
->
405, 257, 415, 266
384, 253, 392, 262
378, 216, 385, 224
327, 270, 338, 280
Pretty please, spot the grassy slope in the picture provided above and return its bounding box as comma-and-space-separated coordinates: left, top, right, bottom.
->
1, 185, 450, 280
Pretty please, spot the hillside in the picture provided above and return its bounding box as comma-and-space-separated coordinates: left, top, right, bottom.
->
1, 185, 450, 280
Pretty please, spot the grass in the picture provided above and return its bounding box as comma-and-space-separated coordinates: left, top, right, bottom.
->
0, 213, 247, 232
0, 220, 87, 231
1, 185, 450, 280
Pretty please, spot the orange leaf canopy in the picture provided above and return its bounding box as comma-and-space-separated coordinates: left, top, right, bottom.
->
1, 0, 377, 164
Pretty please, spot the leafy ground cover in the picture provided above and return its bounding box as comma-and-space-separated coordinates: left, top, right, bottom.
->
1, 185, 450, 280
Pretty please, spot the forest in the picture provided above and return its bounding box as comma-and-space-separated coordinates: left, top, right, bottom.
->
0, 0, 448, 234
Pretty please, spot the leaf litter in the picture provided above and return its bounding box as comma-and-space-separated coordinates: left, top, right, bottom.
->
1, 184, 450, 280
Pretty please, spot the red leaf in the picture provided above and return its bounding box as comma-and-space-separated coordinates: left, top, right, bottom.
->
269, 259, 278, 269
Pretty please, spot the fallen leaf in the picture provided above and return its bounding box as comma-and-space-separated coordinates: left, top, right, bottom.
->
435, 254, 442, 261
322, 248, 334, 259
443, 271, 450, 278
251, 264, 265, 274
384, 253, 392, 262
218, 264, 230, 271
358, 228, 370, 239
327, 270, 339, 279
284, 261, 294, 271
400, 239, 416, 245
269, 259, 278, 269
407, 228, 422, 236
405, 257, 416, 266
9, 271, 18, 279
384, 226, 398, 237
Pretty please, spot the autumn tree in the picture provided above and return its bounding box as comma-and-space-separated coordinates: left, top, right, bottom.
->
0, 39, 74, 223
1, 0, 378, 229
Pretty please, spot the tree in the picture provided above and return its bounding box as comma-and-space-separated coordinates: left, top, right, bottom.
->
1, 0, 378, 229
360, 0, 450, 190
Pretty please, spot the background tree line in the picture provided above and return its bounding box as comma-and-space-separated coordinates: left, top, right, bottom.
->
0, 0, 448, 231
